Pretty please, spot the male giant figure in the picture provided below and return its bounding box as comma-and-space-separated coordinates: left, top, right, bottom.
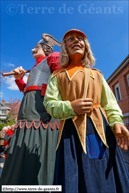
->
0, 34, 60, 185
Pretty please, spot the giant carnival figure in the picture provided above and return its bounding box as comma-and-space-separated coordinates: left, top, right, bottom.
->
0, 34, 61, 185
44, 29, 129, 193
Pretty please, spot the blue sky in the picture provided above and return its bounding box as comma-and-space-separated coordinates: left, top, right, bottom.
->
0, 1, 128, 102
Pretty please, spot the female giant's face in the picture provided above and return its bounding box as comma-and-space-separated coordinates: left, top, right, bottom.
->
65, 32, 85, 60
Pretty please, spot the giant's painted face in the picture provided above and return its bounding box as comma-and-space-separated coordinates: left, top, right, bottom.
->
31, 44, 45, 59
65, 32, 85, 60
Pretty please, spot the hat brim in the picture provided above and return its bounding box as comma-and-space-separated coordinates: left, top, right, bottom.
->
63, 29, 87, 40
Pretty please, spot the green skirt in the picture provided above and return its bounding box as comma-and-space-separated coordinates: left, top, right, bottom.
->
0, 119, 59, 185
0, 91, 59, 185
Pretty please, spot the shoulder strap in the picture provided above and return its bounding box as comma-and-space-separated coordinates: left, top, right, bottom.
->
83, 67, 90, 98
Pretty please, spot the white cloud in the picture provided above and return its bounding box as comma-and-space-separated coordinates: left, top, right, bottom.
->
3, 62, 15, 67
0, 92, 3, 98
6, 75, 28, 90
6, 76, 19, 90
23, 74, 28, 83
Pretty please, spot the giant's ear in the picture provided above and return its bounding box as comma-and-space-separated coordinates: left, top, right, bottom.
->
42, 33, 61, 47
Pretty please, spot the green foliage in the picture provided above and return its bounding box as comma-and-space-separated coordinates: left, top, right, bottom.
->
0, 118, 15, 131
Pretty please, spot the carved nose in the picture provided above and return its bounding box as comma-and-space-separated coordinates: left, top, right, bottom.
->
74, 38, 79, 43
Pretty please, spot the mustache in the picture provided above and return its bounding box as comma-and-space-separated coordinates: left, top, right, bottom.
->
32, 51, 37, 54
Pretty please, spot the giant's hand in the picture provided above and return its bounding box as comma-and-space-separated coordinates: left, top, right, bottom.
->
70, 98, 93, 115
113, 123, 129, 151
12, 66, 25, 80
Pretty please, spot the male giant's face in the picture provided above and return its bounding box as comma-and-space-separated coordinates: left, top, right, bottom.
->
31, 43, 53, 59
31, 44, 45, 59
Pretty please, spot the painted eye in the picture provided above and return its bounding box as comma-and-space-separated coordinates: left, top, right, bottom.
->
67, 37, 73, 41
78, 37, 83, 40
